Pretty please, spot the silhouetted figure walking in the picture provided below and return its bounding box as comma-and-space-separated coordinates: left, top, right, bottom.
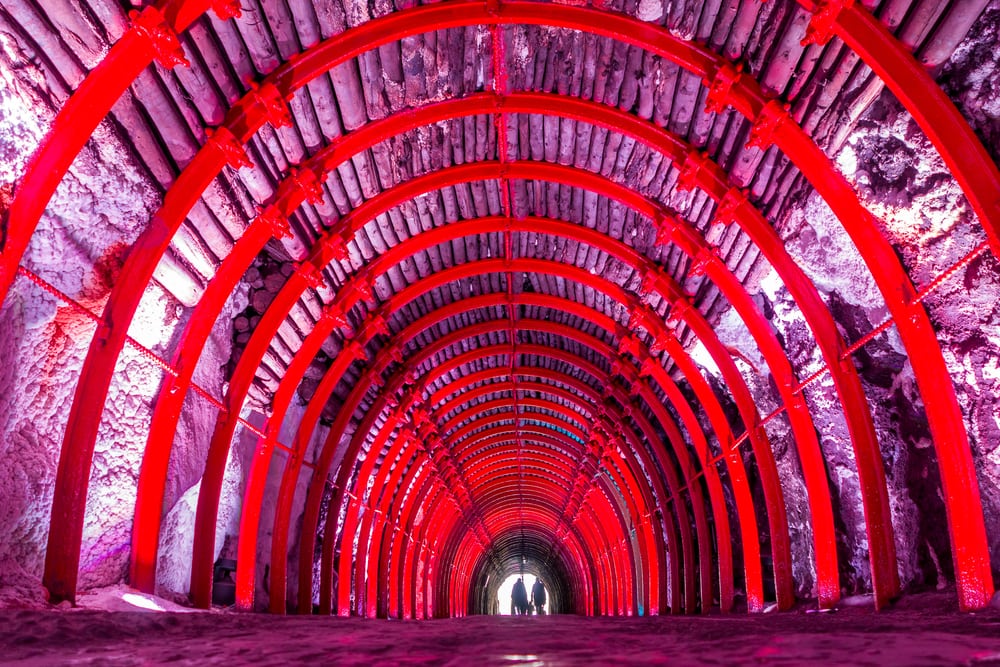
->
531, 578, 547, 615
511, 577, 529, 615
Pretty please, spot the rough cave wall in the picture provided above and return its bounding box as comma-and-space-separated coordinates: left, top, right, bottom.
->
0, 23, 242, 599
244, 400, 328, 612
935, 0, 1000, 577
0, 33, 154, 594
712, 1, 1000, 596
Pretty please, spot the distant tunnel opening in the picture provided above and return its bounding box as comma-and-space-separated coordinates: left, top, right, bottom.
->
465, 529, 578, 617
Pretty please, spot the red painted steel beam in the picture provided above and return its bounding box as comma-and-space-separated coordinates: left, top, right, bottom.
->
21, 0, 992, 608
380, 439, 447, 617
338, 419, 445, 616
361, 428, 424, 617
288, 280, 756, 612
387, 463, 434, 618
127, 96, 838, 606
333, 410, 487, 616
42, 86, 290, 605
132, 222, 276, 594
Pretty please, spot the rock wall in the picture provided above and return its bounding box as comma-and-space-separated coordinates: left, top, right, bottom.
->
710, 0, 1000, 596
0, 37, 152, 591
0, 35, 241, 599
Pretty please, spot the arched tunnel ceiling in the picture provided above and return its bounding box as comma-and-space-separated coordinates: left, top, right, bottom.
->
0, 0, 999, 619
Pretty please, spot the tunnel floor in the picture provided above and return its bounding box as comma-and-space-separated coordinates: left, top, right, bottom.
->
2, 592, 999, 666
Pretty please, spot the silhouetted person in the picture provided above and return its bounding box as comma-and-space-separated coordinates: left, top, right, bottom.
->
511, 577, 528, 615
531, 578, 547, 615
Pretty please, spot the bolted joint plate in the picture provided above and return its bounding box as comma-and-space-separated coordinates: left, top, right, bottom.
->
249, 81, 294, 129
676, 151, 713, 192
289, 168, 325, 206
703, 61, 743, 115
714, 187, 750, 226
254, 205, 291, 240
129, 7, 190, 69
206, 126, 252, 170
802, 0, 855, 47
296, 261, 325, 290
746, 99, 792, 151
211, 0, 243, 20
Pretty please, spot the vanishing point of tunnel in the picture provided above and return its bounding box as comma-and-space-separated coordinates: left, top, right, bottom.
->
1, 0, 1000, 663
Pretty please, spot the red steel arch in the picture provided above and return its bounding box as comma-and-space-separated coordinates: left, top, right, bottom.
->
180, 150, 880, 611
272, 260, 772, 616
6, 0, 992, 614
278, 324, 712, 616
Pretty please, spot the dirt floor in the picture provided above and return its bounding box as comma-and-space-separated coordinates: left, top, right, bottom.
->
1, 590, 999, 665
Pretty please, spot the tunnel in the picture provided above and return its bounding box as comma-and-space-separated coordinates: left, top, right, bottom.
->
1, 0, 1000, 662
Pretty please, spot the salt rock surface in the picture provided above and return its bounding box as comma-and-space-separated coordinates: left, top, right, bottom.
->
834, 72, 1000, 579
0, 41, 153, 582
706, 9, 1000, 589
0, 30, 242, 596
156, 409, 259, 598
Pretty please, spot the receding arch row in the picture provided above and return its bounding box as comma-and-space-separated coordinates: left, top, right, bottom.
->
15, 0, 992, 612
422, 438, 645, 617
467, 527, 578, 615
86, 79, 900, 616
431, 364, 696, 613
168, 151, 904, 616
107, 153, 908, 620
374, 376, 683, 616
115, 163, 860, 620
410, 423, 650, 616
213, 206, 836, 620
135, 146, 884, 616
364, 429, 628, 619
59, 87, 876, 613
50, 86, 868, 612
248, 251, 855, 619
296, 299, 719, 616
383, 374, 670, 609
252, 279, 726, 618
